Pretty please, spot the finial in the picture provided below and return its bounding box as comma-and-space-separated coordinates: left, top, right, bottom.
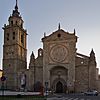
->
90, 48, 96, 61
74, 29, 76, 35
58, 23, 61, 30
44, 32, 46, 37
90, 48, 95, 57
31, 51, 35, 59
32, 51, 34, 55
90, 48, 95, 54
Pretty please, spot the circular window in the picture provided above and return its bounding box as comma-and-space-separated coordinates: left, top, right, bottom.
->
50, 45, 68, 62
58, 34, 61, 37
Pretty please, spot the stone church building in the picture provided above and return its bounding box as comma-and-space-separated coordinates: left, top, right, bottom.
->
2, 1, 99, 93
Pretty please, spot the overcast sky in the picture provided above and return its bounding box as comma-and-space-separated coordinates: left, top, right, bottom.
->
0, 0, 100, 72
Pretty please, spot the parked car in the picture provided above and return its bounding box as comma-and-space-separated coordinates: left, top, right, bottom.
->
84, 90, 98, 96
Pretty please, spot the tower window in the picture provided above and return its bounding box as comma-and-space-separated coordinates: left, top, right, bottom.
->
21, 33, 24, 44
16, 21, 18, 25
38, 49, 43, 57
13, 32, 15, 40
21, 23, 23, 28
11, 21, 13, 26
39, 51, 42, 56
7, 33, 9, 41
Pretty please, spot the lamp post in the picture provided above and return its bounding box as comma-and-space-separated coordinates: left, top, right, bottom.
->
45, 81, 48, 97
1, 76, 6, 96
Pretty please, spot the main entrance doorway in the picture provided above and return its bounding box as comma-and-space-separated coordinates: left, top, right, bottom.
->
56, 81, 63, 93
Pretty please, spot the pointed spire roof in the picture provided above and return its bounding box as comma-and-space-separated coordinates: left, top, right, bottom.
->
90, 48, 95, 55
12, 0, 20, 17
29, 51, 35, 68
89, 48, 96, 63
90, 48, 95, 60
31, 51, 35, 59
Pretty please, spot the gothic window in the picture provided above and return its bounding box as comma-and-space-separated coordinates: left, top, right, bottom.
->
13, 32, 15, 40
7, 33, 9, 41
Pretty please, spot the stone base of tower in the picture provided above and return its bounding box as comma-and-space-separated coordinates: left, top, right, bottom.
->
3, 72, 19, 91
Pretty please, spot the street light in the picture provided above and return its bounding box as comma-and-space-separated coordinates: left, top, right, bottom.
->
1, 76, 6, 96
45, 81, 48, 97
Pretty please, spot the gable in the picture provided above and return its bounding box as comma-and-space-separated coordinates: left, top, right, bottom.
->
42, 29, 77, 42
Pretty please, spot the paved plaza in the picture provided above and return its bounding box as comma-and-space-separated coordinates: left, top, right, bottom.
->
0, 91, 100, 100
0, 90, 40, 96
47, 93, 100, 100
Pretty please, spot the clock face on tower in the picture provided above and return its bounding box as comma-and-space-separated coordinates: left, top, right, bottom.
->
50, 44, 68, 63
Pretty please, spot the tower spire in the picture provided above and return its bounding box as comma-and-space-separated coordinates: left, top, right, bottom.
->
15, 0, 18, 10
12, 0, 20, 17
16, 0, 18, 5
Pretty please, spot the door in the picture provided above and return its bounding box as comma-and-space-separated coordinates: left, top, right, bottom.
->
56, 81, 63, 93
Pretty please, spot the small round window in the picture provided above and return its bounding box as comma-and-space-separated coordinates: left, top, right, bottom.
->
58, 34, 61, 37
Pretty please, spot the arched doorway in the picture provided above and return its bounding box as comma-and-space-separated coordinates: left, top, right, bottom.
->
50, 66, 68, 93
56, 81, 63, 93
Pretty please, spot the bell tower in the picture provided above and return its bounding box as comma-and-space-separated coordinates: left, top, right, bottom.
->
2, 0, 27, 90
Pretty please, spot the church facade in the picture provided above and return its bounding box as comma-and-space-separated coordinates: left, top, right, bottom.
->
2, 1, 99, 93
